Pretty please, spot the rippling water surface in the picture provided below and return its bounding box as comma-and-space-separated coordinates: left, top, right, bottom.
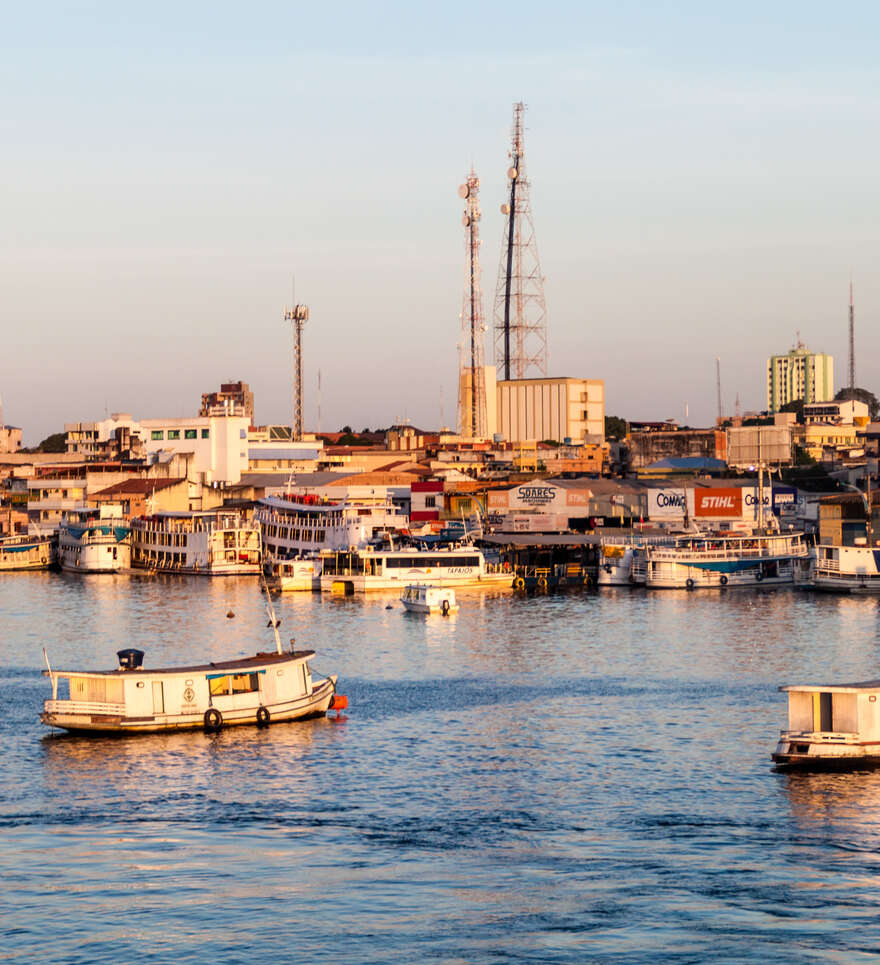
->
5, 573, 880, 962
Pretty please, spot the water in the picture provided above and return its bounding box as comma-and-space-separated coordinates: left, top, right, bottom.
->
5, 574, 880, 962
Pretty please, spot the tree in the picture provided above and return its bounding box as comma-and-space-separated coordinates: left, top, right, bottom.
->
835, 387, 880, 421
778, 399, 805, 422
604, 415, 627, 440
23, 432, 67, 453
341, 425, 352, 434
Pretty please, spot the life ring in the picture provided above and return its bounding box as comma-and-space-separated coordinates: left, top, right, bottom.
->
514, 576, 525, 590
719, 575, 728, 586
685, 578, 695, 590
256, 706, 270, 727
537, 577, 548, 590
41, 556, 47, 565
755, 571, 764, 582
204, 708, 223, 732
441, 599, 450, 616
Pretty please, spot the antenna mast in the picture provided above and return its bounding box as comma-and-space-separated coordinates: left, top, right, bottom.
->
494, 101, 548, 380
849, 278, 856, 391
282, 302, 309, 442
457, 170, 488, 438
715, 357, 723, 422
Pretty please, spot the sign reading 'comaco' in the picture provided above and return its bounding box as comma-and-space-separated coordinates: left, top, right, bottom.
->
693, 488, 742, 518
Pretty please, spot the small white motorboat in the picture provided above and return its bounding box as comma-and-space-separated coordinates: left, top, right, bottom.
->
772, 678, 880, 769
400, 584, 458, 616
40, 590, 346, 735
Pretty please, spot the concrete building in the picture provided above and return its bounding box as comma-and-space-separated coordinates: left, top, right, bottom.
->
141, 415, 250, 485
767, 345, 834, 413
803, 400, 869, 426
628, 428, 727, 471
494, 377, 604, 445
200, 381, 254, 422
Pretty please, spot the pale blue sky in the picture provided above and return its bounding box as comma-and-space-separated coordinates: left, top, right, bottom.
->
4, 2, 880, 442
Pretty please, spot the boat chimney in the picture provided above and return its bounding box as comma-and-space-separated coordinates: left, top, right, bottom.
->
117, 648, 145, 670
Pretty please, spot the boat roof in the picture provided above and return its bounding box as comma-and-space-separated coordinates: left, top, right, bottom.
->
44, 650, 315, 677
780, 680, 880, 694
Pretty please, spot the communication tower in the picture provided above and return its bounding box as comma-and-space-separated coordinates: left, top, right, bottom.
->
493, 101, 548, 380
457, 170, 488, 438
282, 302, 309, 441
715, 357, 723, 422
849, 278, 856, 391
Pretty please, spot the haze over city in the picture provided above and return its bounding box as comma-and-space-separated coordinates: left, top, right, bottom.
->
5, 1, 880, 444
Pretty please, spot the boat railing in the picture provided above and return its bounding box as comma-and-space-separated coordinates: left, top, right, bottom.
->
815, 558, 840, 573
780, 728, 856, 741
44, 698, 126, 715
648, 542, 806, 563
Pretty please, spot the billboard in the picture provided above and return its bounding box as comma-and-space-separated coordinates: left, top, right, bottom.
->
647, 488, 687, 519
487, 481, 591, 513
693, 488, 742, 518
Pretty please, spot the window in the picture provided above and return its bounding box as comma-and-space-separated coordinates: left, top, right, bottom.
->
167, 430, 180, 440
185, 429, 197, 439
151, 430, 164, 441
201, 429, 210, 439
240, 429, 247, 439
424, 496, 436, 508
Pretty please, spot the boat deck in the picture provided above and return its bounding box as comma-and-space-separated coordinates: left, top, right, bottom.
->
44, 649, 316, 677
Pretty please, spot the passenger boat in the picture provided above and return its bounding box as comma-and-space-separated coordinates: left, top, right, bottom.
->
643, 529, 809, 589
598, 533, 682, 586
263, 557, 321, 592
40, 607, 346, 735
255, 494, 408, 560
58, 507, 130, 574
812, 544, 880, 593
772, 678, 880, 769
0, 534, 54, 572
130, 511, 261, 576
319, 545, 511, 593
400, 584, 458, 615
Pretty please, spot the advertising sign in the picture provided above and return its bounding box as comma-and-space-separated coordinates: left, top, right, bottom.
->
693, 488, 742, 518
772, 485, 798, 516
489, 481, 591, 514
647, 488, 687, 519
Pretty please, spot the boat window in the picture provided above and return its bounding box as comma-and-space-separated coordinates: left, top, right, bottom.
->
209, 676, 230, 696
231, 672, 260, 694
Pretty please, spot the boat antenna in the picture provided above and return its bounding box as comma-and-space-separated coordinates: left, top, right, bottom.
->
261, 570, 284, 654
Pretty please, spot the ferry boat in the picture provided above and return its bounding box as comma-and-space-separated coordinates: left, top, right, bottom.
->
643, 529, 809, 589
598, 533, 683, 586
320, 546, 511, 593
255, 494, 408, 560
0, 534, 54, 572
812, 544, 880, 593
58, 507, 130, 574
772, 678, 880, 769
400, 584, 458, 615
130, 511, 261, 576
263, 558, 321, 592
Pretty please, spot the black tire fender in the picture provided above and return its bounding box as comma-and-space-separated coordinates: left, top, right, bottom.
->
685, 578, 695, 590
719, 574, 728, 586
256, 706, 270, 727
204, 708, 222, 732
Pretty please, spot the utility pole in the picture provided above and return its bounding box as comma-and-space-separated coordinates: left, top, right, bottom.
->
849, 277, 856, 391
283, 303, 309, 441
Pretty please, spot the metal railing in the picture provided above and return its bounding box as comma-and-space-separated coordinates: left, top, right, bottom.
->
44, 699, 126, 715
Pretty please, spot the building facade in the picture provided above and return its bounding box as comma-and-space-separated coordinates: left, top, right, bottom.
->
494, 377, 604, 445
766, 346, 834, 413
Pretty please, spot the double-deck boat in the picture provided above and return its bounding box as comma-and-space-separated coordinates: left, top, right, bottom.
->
643, 529, 809, 589
812, 544, 880, 593
40, 604, 346, 735
772, 678, 880, 769
130, 511, 261, 576
0, 534, 54, 572
400, 584, 459, 615
255, 494, 407, 560
320, 545, 511, 593
58, 507, 130, 574
598, 533, 683, 586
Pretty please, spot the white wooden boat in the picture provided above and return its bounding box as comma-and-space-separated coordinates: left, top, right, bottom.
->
772, 678, 880, 769
0, 534, 54, 571
58, 507, 130, 574
320, 546, 511, 593
40, 601, 346, 735
263, 558, 321, 592
400, 584, 458, 615
812, 544, 880, 593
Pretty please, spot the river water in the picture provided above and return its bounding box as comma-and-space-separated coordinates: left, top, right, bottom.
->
4, 573, 880, 962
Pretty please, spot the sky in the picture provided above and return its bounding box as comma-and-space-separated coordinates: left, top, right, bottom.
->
4, 1, 880, 444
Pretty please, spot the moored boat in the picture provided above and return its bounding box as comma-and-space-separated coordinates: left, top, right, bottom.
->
400, 584, 458, 615
0, 533, 54, 572
263, 557, 322, 592
772, 679, 880, 769
58, 507, 130, 574
812, 544, 880, 593
130, 511, 261, 576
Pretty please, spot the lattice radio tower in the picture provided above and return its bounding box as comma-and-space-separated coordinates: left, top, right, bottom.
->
283, 302, 309, 441
457, 170, 488, 438
493, 101, 548, 380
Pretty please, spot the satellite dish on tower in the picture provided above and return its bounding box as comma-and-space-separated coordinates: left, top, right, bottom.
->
458, 184, 469, 198
500, 203, 510, 215
507, 166, 518, 180
462, 214, 470, 226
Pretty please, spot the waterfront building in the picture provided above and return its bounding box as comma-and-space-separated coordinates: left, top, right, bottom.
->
766, 345, 833, 413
